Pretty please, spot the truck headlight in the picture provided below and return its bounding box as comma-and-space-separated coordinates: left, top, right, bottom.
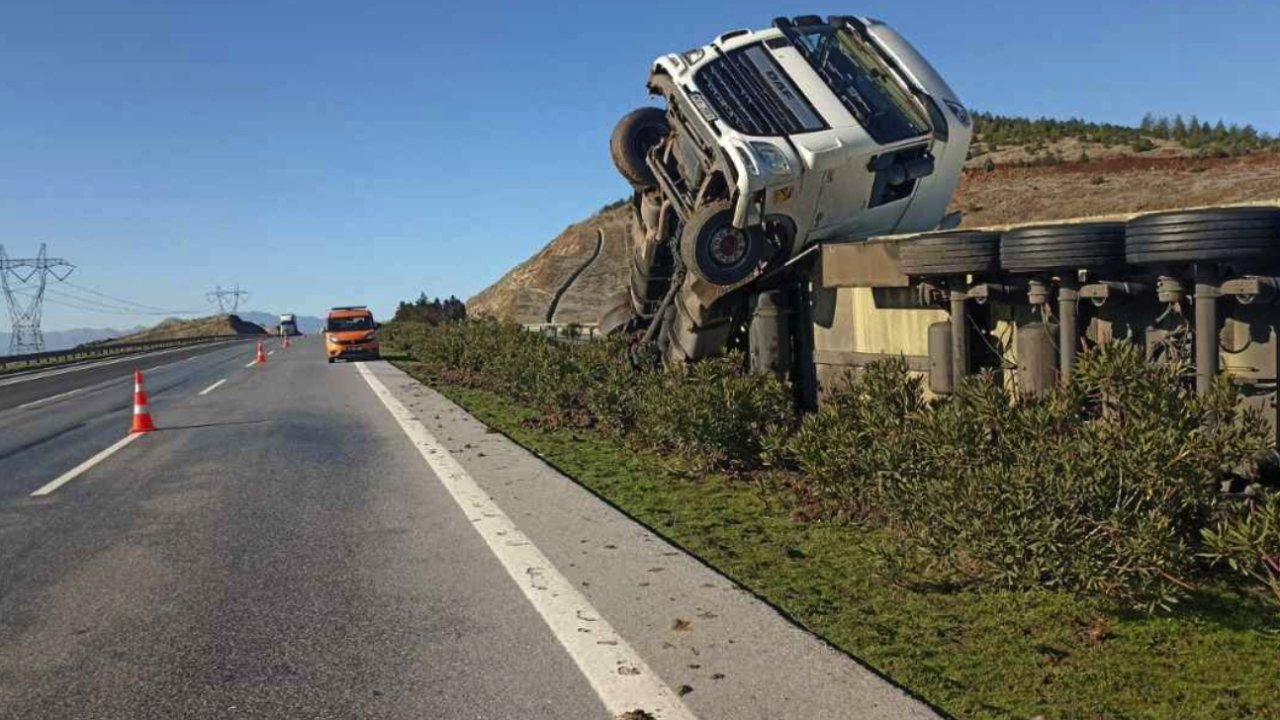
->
328, 335, 339, 343
749, 142, 792, 175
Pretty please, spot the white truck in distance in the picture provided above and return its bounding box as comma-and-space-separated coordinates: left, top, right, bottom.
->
601, 14, 972, 363
278, 314, 299, 337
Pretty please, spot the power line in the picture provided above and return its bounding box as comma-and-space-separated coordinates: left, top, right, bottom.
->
25, 291, 151, 316
61, 280, 203, 314
41, 289, 195, 316
0, 244, 75, 354
45, 287, 202, 316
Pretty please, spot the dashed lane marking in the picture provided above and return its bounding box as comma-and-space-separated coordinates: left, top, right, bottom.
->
198, 379, 227, 396
30, 433, 142, 497
17, 387, 84, 410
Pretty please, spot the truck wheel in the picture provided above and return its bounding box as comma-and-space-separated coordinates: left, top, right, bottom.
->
630, 223, 674, 310
1125, 207, 1280, 266
680, 200, 763, 286
899, 231, 1001, 276
660, 287, 737, 364
610, 107, 668, 190
1000, 222, 1126, 272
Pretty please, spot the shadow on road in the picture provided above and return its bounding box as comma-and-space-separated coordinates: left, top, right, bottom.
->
156, 419, 273, 432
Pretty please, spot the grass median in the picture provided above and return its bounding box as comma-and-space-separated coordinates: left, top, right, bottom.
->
388, 346, 1279, 720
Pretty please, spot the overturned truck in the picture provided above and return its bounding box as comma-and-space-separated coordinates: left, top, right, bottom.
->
600, 14, 973, 363
809, 203, 1280, 447
601, 15, 1280, 448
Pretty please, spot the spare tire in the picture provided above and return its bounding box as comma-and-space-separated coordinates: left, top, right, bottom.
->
899, 231, 1001, 276
610, 107, 669, 190
1126, 207, 1280, 266
1000, 222, 1126, 272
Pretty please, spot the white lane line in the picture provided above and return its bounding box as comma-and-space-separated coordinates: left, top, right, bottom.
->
30, 433, 142, 497
17, 387, 85, 410
198, 378, 227, 396
356, 363, 697, 720
244, 360, 258, 368
267, 350, 275, 356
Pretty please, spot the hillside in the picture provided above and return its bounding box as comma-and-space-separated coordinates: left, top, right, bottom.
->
468, 202, 632, 323
468, 114, 1280, 324
107, 314, 268, 344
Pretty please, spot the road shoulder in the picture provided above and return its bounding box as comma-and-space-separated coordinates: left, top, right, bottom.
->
367, 360, 941, 720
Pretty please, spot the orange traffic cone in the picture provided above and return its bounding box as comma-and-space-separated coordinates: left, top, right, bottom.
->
131, 370, 156, 433
255, 339, 267, 365
282, 335, 291, 349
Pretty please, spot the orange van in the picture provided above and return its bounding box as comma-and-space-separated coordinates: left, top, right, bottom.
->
325, 306, 381, 363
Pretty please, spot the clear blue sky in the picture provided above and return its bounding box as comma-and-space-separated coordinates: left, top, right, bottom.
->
3, 0, 1277, 329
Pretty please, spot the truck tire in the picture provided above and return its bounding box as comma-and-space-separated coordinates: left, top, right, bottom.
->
610, 107, 668, 190
1000, 222, 1126, 272
660, 289, 735, 365
899, 231, 1001, 276
1125, 207, 1280, 266
680, 200, 764, 286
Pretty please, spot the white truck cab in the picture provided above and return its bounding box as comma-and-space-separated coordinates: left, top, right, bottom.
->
278, 313, 299, 337
604, 15, 971, 362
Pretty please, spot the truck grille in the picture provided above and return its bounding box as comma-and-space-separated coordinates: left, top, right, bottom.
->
696, 49, 822, 137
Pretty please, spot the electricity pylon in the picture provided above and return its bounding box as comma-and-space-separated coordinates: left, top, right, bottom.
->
206, 284, 250, 314
0, 244, 75, 355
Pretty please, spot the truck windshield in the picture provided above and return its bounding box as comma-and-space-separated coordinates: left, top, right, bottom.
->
327, 316, 373, 332
788, 26, 930, 144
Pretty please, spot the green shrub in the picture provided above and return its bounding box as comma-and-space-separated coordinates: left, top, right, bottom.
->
874, 344, 1269, 608
1130, 137, 1156, 152
388, 319, 1273, 609
778, 344, 1270, 608
785, 358, 924, 517
1202, 490, 1280, 607
633, 353, 797, 469
384, 320, 794, 469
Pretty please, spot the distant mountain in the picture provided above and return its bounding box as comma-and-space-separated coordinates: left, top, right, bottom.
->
236, 311, 325, 334
0, 326, 146, 354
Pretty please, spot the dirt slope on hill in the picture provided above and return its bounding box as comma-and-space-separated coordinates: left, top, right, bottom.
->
108, 315, 268, 344
468, 204, 631, 323
468, 148, 1280, 324
953, 152, 1280, 228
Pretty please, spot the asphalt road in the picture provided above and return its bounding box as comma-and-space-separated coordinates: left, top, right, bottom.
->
0, 339, 256, 413
0, 335, 939, 719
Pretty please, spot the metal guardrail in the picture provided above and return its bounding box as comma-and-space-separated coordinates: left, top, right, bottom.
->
522, 323, 600, 342
0, 334, 247, 373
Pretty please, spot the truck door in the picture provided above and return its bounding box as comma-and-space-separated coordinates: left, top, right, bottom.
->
811, 139, 934, 240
